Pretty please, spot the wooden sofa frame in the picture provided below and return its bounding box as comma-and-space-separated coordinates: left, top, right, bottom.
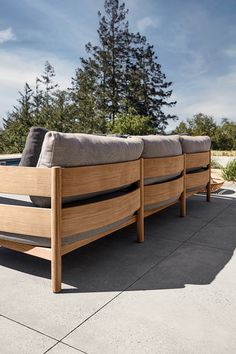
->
143, 154, 186, 218
0, 160, 144, 293
0, 153, 211, 293
186, 151, 211, 201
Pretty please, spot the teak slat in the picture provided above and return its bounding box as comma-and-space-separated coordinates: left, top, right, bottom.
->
0, 204, 51, 237
144, 155, 184, 179
186, 170, 210, 190
0, 240, 51, 260
0, 166, 51, 196
186, 152, 210, 169
61, 189, 140, 237
61, 160, 140, 197
144, 177, 184, 206
61, 216, 136, 255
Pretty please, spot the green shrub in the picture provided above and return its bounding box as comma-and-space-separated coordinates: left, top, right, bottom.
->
222, 159, 236, 181
111, 109, 155, 135
211, 159, 222, 169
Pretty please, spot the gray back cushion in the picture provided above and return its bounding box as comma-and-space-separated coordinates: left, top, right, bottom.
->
179, 136, 211, 153
37, 132, 144, 167
31, 132, 144, 207
20, 127, 48, 167
140, 135, 182, 158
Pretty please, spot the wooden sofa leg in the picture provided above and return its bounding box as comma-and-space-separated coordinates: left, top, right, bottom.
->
207, 151, 211, 202
137, 209, 144, 243
180, 191, 186, 217
51, 167, 62, 293
51, 252, 61, 293
207, 181, 211, 202
137, 158, 144, 243
180, 154, 186, 217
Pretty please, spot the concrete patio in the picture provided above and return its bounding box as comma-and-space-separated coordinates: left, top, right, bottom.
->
0, 184, 236, 354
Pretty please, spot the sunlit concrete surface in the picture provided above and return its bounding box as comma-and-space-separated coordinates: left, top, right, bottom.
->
0, 183, 236, 354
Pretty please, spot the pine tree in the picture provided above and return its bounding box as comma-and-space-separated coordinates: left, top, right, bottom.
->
38, 61, 58, 128
70, 59, 107, 133
72, 0, 176, 133
1, 83, 34, 153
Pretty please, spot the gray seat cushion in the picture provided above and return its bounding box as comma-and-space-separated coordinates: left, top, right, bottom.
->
20, 126, 48, 167
179, 136, 211, 153
139, 135, 182, 158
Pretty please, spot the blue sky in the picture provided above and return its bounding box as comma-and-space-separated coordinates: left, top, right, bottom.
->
0, 0, 236, 130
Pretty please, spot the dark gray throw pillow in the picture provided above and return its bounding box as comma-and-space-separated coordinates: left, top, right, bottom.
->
20, 126, 48, 167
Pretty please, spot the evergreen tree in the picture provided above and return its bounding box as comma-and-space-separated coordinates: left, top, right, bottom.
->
70, 60, 107, 133
1, 83, 34, 153
37, 61, 58, 127
71, 0, 176, 133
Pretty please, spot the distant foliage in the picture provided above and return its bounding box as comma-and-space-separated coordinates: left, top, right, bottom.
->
111, 109, 155, 135
222, 159, 236, 181
173, 114, 236, 151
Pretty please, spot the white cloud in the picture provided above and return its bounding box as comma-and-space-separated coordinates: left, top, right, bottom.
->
170, 69, 236, 128
137, 17, 160, 32
0, 27, 16, 44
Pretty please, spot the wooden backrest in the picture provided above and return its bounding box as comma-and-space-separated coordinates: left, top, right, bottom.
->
186, 151, 210, 169
143, 155, 185, 179
61, 160, 140, 197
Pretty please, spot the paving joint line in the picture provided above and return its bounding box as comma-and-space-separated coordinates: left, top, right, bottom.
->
0, 314, 59, 342
43, 341, 87, 354
59, 198, 235, 341
59, 245, 182, 343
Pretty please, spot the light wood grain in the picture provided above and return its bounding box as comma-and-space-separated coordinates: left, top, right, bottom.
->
51, 167, 62, 293
186, 170, 210, 190
61, 216, 136, 255
144, 155, 184, 179
0, 204, 51, 237
186, 152, 210, 169
144, 177, 184, 206
0, 166, 51, 196
0, 240, 51, 260
62, 160, 140, 197
61, 189, 140, 238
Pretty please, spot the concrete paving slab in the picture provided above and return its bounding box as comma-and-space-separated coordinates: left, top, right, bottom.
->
0, 316, 56, 354
47, 342, 84, 353
0, 224, 180, 338
64, 243, 236, 354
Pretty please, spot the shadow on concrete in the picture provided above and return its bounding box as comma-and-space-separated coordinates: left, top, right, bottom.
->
0, 195, 235, 293
213, 188, 236, 196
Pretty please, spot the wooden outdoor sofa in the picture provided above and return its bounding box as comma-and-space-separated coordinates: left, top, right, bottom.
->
0, 129, 211, 293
